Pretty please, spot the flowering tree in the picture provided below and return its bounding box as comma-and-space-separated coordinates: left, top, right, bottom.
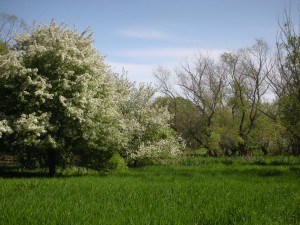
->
0, 22, 182, 175
0, 22, 123, 175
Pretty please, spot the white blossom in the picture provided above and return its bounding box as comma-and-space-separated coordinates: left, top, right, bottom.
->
0, 120, 13, 138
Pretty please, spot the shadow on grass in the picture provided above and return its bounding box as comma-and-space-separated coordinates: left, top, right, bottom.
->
0, 167, 49, 178
115, 165, 299, 182
241, 168, 284, 177
1, 164, 299, 180
289, 167, 300, 177
269, 161, 297, 166
0, 166, 101, 178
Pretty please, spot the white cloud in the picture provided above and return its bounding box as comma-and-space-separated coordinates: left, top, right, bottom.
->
116, 28, 203, 44
117, 28, 175, 40
116, 47, 227, 60
118, 47, 195, 58
108, 62, 155, 84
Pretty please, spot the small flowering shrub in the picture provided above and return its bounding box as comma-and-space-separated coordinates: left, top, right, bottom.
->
114, 76, 183, 164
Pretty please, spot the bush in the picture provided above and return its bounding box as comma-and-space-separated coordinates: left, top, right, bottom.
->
105, 152, 128, 173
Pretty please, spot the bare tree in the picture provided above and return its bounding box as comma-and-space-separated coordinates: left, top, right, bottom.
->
154, 54, 228, 154
176, 54, 227, 130
271, 9, 300, 99
242, 39, 273, 130
153, 66, 178, 99
0, 13, 27, 48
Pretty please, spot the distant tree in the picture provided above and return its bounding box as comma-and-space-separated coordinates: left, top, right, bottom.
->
0, 12, 27, 53
176, 55, 227, 132
221, 39, 273, 155
154, 96, 205, 149
154, 55, 227, 155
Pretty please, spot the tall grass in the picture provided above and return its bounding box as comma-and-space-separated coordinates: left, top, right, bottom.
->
0, 156, 299, 225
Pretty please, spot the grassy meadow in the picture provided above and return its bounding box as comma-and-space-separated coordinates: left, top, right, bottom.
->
0, 156, 300, 225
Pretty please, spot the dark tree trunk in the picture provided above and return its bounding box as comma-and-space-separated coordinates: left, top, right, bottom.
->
231, 148, 238, 156
48, 149, 57, 177
238, 142, 248, 156
292, 144, 300, 156
261, 141, 269, 156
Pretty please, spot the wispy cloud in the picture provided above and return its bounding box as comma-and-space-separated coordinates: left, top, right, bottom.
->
116, 47, 227, 60
107, 47, 228, 84
117, 28, 176, 40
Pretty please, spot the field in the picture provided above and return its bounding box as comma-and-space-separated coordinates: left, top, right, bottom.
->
0, 157, 300, 225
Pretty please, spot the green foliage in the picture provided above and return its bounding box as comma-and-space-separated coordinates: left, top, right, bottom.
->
0, 40, 9, 55
154, 96, 207, 149
105, 152, 128, 173
206, 132, 221, 156
279, 93, 300, 154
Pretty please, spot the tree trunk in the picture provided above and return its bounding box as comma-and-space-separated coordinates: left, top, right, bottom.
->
238, 142, 248, 156
48, 149, 57, 177
261, 141, 269, 155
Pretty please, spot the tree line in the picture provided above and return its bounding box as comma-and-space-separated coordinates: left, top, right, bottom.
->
154, 11, 300, 156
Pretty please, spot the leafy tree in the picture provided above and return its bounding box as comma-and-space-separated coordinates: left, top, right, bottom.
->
213, 107, 241, 156
154, 96, 206, 149
221, 39, 273, 155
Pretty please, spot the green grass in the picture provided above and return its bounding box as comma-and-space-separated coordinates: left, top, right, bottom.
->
0, 157, 300, 225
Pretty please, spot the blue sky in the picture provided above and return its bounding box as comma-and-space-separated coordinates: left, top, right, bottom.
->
1, 0, 298, 83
